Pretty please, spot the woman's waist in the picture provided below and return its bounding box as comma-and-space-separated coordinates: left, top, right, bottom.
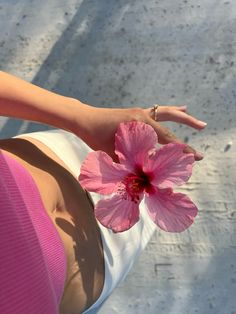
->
0, 147, 67, 305
0, 137, 105, 313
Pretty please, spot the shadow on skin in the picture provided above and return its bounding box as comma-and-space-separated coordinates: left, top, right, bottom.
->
0, 137, 104, 311
56, 217, 103, 309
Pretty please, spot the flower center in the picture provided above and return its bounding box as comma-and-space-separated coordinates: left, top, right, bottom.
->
126, 175, 145, 194
124, 171, 151, 203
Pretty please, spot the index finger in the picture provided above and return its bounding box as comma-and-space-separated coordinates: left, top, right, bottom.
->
153, 107, 207, 130
163, 109, 207, 130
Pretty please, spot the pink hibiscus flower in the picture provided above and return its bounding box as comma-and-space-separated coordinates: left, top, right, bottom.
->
79, 121, 198, 233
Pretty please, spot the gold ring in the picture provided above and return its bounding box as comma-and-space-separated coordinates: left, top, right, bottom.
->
153, 104, 159, 121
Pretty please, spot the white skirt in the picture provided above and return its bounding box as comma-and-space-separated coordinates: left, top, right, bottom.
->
16, 129, 156, 313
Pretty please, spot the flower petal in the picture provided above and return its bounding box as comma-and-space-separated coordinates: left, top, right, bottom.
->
144, 143, 195, 188
115, 121, 158, 171
79, 151, 129, 194
95, 194, 140, 232
145, 188, 198, 232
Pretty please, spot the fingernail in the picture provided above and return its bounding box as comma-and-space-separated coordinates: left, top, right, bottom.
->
195, 151, 204, 160
198, 121, 207, 127
180, 105, 187, 109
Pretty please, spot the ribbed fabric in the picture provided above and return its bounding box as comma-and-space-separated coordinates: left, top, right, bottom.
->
0, 151, 66, 314
16, 130, 157, 314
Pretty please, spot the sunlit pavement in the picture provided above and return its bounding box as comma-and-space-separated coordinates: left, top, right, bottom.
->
0, 1, 236, 313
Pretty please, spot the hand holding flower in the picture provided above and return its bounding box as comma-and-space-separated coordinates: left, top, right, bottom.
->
72, 104, 206, 162
79, 121, 198, 233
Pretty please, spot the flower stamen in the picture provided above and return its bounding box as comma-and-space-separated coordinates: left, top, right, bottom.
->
123, 175, 146, 203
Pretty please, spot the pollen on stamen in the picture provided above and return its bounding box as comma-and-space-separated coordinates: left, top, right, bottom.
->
131, 195, 140, 204
117, 182, 128, 200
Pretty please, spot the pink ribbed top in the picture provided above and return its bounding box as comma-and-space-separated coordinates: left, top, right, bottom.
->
0, 151, 66, 314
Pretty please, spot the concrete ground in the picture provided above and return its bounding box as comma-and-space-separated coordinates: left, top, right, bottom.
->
0, 0, 236, 313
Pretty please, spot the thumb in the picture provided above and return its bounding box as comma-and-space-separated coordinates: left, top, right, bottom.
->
148, 119, 204, 161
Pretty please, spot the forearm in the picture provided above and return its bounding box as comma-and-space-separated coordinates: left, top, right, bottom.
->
0, 71, 89, 133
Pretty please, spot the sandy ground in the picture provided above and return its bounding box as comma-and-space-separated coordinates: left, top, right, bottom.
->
0, 0, 236, 313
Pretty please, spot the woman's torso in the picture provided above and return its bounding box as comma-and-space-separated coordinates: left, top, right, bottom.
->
0, 136, 105, 314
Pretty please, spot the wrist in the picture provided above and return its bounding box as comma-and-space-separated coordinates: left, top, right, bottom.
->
65, 98, 96, 138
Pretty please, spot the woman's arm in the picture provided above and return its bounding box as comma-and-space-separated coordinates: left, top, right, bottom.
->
0, 71, 90, 132
0, 71, 206, 160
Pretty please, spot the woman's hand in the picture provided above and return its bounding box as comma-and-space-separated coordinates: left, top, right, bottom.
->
72, 103, 207, 162
0, 72, 206, 159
